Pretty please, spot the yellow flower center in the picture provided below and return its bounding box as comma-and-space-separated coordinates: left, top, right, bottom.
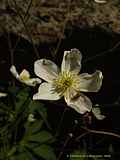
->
20, 75, 30, 81
20, 70, 30, 81
53, 71, 80, 95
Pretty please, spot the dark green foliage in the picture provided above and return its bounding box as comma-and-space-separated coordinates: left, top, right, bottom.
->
0, 87, 56, 160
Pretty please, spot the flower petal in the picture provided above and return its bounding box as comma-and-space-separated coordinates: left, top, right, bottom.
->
19, 69, 30, 80
33, 82, 61, 100
65, 91, 92, 114
61, 48, 82, 73
34, 59, 59, 83
0, 93, 7, 97
23, 78, 41, 86
10, 65, 20, 79
92, 107, 105, 120
79, 70, 103, 92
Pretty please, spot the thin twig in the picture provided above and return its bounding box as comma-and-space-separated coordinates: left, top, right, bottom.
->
57, 135, 71, 160
9, 0, 33, 55
76, 127, 120, 141
75, 131, 90, 141
7, 31, 14, 65
24, 0, 33, 21
12, 0, 40, 59
83, 41, 120, 63
38, 110, 52, 131
55, 107, 68, 137
87, 128, 120, 138
7, 29, 16, 86
54, 0, 71, 59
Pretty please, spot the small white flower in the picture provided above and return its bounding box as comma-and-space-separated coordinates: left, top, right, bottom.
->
33, 49, 103, 114
0, 92, 7, 97
28, 114, 36, 122
10, 65, 41, 86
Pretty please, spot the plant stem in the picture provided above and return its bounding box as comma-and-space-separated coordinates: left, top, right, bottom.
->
76, 127, 120, 141
54, 0, 71, 59
83, 41, 120, 63
55, 107, 68, 137
57, 135, 72, 160
12, 0, 40, 59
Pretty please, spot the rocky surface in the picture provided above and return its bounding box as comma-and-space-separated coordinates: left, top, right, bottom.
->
0, 0, 120, 44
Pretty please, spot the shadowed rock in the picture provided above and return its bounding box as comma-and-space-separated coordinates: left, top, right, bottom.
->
0, 0, 120, 44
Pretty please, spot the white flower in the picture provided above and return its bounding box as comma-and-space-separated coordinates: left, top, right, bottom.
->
10, 65, 41, 86
33, 49, 103, 114
27, 114, 36, 122
0, 92, 7, 97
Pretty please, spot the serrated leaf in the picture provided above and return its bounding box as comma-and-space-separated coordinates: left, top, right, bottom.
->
16, 87, 30, 100
8, 86, 19, 96
92, 107, 105, 120
0, 102, 9, 111
25, 119, 44, 134
32, 144, 56, 160
27, 131, 54, 144
28, 101, 51, 129
24, 142, 39, 149
10, 152, 31, 160
15, 87, 30, 112
0, 105, 6, 114
28, 101, 47, 117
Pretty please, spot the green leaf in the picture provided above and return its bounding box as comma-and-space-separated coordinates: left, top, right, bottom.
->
27, 130, 55, 144
28, 101, 51, 129
0, 102, 9, 112
32, 144, 56, 160
8, 86, 19, 96
28, 101, 47, 117
10, 152, 31, 160
0, 105, 6, 114
15, 87, 30, 112
25, 119, 44, 134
